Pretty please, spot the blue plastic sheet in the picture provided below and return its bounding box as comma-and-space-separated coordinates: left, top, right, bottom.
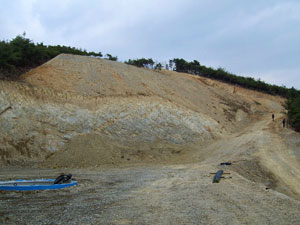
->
0, 179, 78, 191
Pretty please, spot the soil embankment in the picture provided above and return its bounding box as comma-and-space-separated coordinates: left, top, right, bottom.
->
1, 53, 263, 167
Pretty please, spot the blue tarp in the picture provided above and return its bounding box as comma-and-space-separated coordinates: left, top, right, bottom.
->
0, 179, 78, 191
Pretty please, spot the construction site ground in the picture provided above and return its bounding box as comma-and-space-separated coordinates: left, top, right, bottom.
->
1, 113, 299, 225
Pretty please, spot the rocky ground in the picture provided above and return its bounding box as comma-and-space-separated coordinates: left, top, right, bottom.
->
0, 54, 299, 224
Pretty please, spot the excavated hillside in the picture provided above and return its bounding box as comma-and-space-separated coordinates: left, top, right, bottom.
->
1, 54, 300, 224
0, 54, 294, 167
1, 54, 258, 167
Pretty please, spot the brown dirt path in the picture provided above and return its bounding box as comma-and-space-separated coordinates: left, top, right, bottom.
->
193, 110, 300, 200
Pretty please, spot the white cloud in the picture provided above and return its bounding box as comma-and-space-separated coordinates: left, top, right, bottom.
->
248, 69, 300, 89
0, 0, 299, 89
245, 1, 300, 28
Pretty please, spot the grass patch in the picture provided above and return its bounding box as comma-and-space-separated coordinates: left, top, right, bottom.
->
253, 100, 261, 105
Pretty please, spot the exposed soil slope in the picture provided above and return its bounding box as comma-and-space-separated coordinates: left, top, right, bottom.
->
21, 54, 257, 133
0, 54, 298, 191
1, 54, 261, 166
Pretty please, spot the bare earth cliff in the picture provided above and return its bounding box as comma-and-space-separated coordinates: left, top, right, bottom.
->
0, 54, 299, 224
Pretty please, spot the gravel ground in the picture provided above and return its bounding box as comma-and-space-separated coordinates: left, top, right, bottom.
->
0, 165, 299, 225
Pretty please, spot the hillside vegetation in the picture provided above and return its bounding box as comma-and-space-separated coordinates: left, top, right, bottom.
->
0, 34, 102, 79
0, 34, 299, 131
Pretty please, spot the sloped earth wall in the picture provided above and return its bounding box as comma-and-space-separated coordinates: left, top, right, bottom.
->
0, 81, 222, 167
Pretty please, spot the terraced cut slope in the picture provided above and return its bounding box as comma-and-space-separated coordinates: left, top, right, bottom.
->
0, 54, 299, 224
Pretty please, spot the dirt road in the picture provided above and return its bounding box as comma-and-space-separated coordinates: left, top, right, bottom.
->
1, 112, 299, 225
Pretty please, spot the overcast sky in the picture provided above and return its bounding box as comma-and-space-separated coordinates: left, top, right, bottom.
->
1, 0, 299, 89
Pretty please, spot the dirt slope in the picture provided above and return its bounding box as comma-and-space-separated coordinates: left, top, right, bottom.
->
1, 54, 254, 166
21, 54, 256, 133
1, 54, 298, 193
